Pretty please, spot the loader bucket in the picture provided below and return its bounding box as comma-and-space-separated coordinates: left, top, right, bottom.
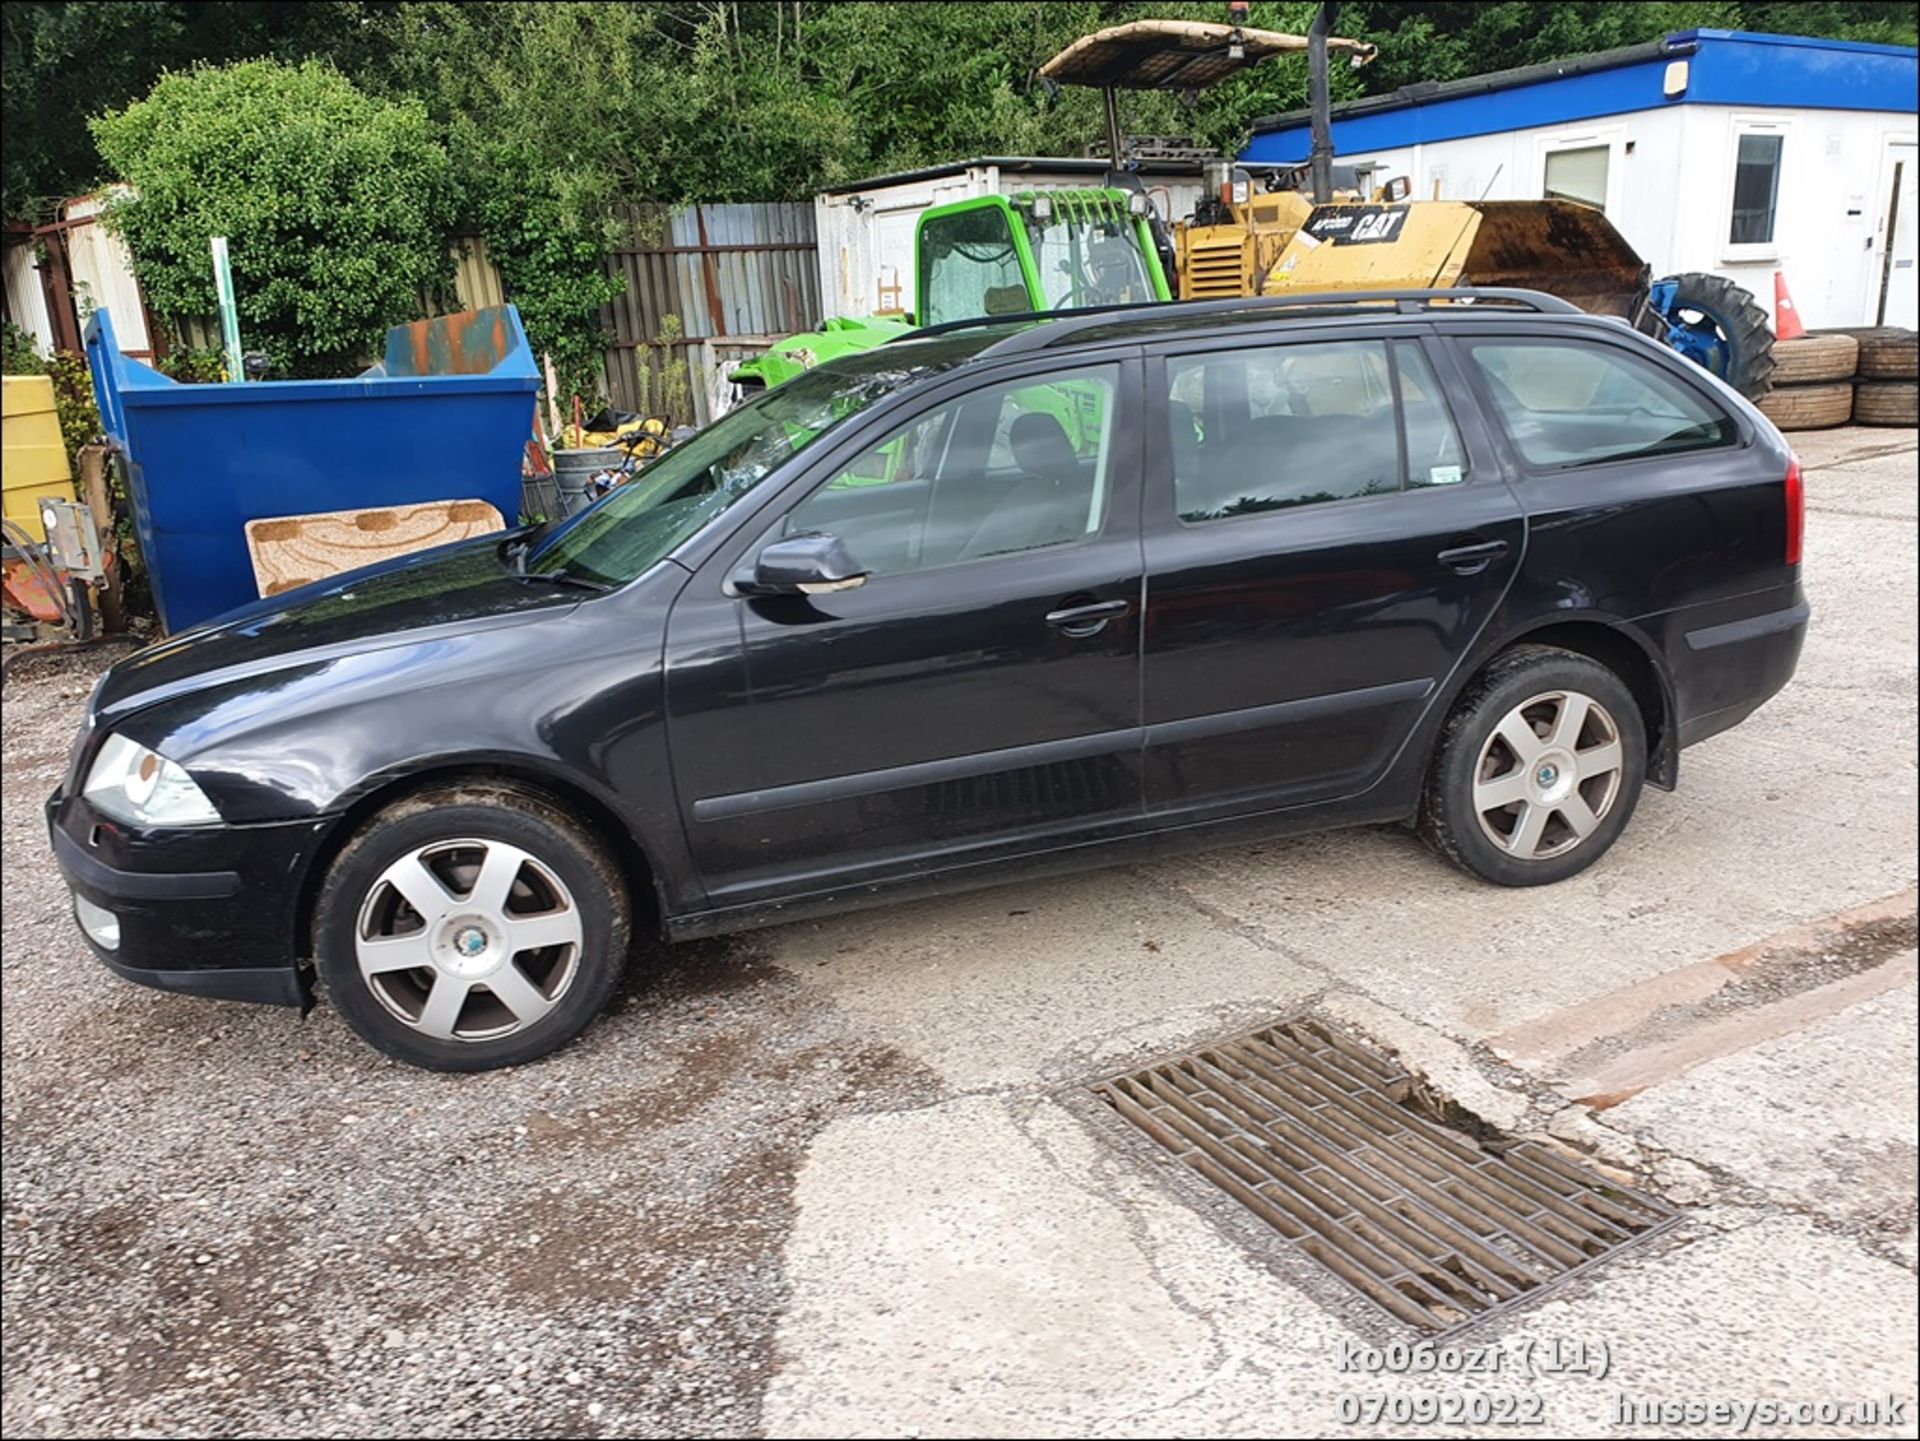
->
1263, 199, 1646, 318
1451, 201, 1648, 317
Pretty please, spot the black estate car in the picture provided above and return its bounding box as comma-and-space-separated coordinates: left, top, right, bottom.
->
49, 290, 1809, 1070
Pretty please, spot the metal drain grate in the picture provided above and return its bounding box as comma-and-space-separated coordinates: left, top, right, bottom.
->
1092, 1018, 1677, 1333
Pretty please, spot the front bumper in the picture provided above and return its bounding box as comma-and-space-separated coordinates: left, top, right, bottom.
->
46, 788, 328, 1009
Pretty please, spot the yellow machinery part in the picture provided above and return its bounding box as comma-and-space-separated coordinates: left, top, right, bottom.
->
1174, 191, 1313, 300
1179, 226, 1254, 299
1263, 201, 1480, 295
2, 375, 77, 543
1260, 199, 1646, 317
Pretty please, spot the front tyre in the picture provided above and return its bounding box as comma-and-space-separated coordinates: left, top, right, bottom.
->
314, 784, 630, 1070
1420, 647, 1646, 887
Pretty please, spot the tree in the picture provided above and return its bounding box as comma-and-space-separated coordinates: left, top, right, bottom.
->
1338, 2, 1912, 96
2, 2, 400, 218
19, 0, 1915, 398
90, 58, 455, 376
14, 2, 1916, 220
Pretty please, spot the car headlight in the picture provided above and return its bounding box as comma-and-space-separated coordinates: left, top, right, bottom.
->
83, 734, 222, 827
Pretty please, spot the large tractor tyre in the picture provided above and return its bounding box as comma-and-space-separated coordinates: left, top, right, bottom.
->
1770, 333, 1859, 385
1853, 381, 1918, 428
1756, 382, 1854, 432
1642, 272, 1777, 402
1813, 327, 1919, 381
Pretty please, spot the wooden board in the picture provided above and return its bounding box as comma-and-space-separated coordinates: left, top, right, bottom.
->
245, 499, 505, 597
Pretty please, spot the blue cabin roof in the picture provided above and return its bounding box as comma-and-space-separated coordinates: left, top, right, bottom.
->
1242, 30, 1919, 165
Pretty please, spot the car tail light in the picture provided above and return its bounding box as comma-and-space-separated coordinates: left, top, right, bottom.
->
1784, 454, 1804, 566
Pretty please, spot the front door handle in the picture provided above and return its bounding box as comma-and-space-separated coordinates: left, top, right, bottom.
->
1046, 598, 1130, 636
1436, 538, 1510, 575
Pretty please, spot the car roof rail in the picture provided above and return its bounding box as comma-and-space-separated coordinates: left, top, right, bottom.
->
887, 308, 1100, 343
960, 287, 1587, 359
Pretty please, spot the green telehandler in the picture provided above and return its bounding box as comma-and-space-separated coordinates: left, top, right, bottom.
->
731, 187, 1172, 391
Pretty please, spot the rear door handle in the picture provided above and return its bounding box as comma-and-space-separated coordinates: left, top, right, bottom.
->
1046, 598, 1130, 636
1436, 538, 1510, 574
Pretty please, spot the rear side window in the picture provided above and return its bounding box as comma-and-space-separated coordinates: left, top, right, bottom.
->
1467, 339, 1736, 468
1164, 338, 1467, 522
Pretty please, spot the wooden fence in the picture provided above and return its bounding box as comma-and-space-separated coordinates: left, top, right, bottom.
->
600, 202, 821, 424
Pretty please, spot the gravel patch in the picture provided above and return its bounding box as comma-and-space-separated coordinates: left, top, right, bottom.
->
2, 651, 943, 1437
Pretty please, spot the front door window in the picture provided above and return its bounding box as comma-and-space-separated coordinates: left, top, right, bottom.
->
785, 367, 1118, 575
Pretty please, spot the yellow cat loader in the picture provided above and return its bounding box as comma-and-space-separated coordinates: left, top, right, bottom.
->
1041, 7, 1776, 398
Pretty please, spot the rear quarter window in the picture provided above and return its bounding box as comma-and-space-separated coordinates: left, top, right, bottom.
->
1467, 338, 1737, 469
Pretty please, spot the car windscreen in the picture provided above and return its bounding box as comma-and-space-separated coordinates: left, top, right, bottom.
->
525, 340, 995, 588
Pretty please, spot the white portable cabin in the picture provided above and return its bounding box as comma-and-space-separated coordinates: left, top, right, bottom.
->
814, 157, 1210, 322
1242, 30, 1919, 330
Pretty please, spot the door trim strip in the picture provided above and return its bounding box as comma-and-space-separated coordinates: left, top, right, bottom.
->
1144, 677, 1435, 747
692, 725, 1140, 823
693, 677, 1436, 823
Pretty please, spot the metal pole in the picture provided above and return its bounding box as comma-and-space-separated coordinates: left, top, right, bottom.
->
210, 237, 244, 383
1308, 3, 1335, 204
1103, 85, 1125, 171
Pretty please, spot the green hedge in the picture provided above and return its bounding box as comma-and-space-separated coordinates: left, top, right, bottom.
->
91, 59, 456, 378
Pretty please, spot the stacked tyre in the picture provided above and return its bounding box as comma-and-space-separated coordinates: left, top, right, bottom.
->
1814, 327, 1919, 428
1755, 333, 1858, 431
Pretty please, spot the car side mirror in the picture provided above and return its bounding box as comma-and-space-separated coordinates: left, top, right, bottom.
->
1379, 175, 1412, 203
737, 532, 869, 596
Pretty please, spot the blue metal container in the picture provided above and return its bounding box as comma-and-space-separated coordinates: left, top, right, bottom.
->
86, 306, 540, 632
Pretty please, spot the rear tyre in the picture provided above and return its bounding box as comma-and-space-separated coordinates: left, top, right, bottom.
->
1853, 380, 1918, 427
314, 784, 630, 1071
1769, 333, 1858, 385
1757, 381, 1854, 431
1420, 647, 1647, 887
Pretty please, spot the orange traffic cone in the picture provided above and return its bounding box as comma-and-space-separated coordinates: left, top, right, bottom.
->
1773, 271, 1806, 341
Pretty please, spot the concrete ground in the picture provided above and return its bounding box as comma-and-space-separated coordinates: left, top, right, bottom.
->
3, 427, 1915, 1438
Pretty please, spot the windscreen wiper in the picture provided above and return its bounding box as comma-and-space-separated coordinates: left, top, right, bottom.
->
498, 536, 608, 591
510, 566, 610, 593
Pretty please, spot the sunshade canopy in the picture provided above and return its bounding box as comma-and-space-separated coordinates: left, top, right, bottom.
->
1040, 19, 1376, 92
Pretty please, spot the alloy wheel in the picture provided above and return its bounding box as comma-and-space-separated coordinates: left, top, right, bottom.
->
1471, 690, 1625, 862
354, 838, 584, 1041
